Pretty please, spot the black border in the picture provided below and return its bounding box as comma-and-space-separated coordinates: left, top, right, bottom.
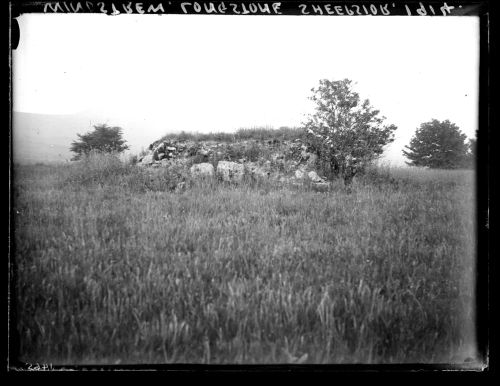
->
6, 0, 495, 375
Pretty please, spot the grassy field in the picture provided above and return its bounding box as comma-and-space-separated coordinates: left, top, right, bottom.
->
11, 156, 478, 365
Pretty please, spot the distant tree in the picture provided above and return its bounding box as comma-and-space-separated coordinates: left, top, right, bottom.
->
402, 119, 469, 169
303, 79, 397, 184
70, 124, 129, 161
465, 136, 477, 168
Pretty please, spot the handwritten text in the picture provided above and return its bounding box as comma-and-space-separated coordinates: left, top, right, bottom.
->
39, 1, 464, 16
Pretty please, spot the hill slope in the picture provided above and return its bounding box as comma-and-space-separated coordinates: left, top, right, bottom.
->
12, 111, 95, 164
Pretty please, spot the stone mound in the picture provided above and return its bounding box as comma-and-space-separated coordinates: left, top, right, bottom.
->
137, 137, 328, 188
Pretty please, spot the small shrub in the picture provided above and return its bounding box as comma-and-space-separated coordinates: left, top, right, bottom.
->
187, 143, 202, 157
283, 142, 302, 161
244, 142, 263, 162
224, 144, 246, 161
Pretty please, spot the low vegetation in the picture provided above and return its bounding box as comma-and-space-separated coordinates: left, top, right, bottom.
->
157, 126, 307, 144
12, 152, 477, 365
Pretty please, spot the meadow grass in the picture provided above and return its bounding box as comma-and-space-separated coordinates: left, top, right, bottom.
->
157, 126, 306, 144
12, 155, 477, 365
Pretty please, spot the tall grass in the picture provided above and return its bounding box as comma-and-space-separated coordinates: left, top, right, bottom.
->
157, 126, 306, 144
12, 154, 478, 365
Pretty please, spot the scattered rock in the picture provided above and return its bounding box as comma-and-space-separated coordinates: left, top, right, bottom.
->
169, 158, 190, 168
139, 154, 154, 166
190, 163, 215, 178
306, 153, 318, 168
246, 162, 271, 179
271, 153, 284, 162
307, 170, 325, 183
217, 161, 245, 182
152, 143, 165, 160
295, 169, 305, 179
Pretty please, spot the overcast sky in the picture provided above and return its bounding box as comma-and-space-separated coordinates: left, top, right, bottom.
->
13, 14, 479, 165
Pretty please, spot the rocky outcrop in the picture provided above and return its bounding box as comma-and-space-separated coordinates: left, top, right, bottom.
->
137, 136, 330, 190
139, 138, 308, 166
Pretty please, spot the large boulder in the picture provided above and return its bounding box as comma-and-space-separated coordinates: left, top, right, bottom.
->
217, 161, 245, 182
190, 163, 214, 177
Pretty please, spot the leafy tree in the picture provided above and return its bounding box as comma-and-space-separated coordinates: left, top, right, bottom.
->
70, 124, 129, 161
303, 79, 397, 184
402, 119, 469, 168
465, 136, 476, 168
